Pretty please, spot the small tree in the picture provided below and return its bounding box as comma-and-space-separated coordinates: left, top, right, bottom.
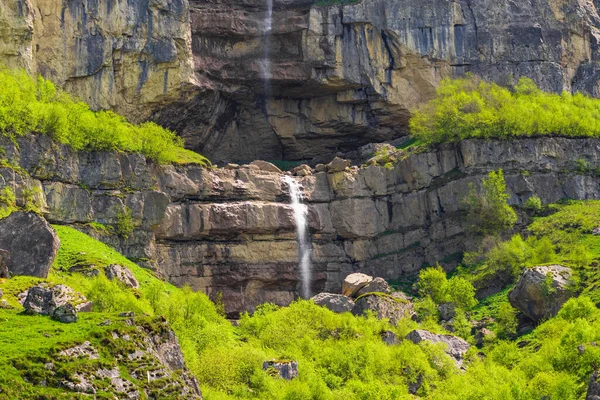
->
496, 303, 518, 338
464, 169, 517, 236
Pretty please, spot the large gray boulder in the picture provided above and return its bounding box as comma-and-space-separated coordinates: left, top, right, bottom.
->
22, 284, 92, 322
352, 293, 414, 325
588, 371, 600, 400
311, 293, 355, 313
105, 264, 139, 289
0, 212, 60, 278
342, 273, 373, 297
508, 265, 573, 322
406, 330, 470, 366
356, 277, 392, 297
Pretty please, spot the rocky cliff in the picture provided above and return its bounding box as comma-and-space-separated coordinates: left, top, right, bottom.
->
3, 134, 600, 316
4, 0, 600, 163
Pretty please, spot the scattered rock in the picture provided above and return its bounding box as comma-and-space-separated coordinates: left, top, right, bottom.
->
356, 277, 392, 297
98, 319, 112, 326
352, 293, 414, 325
587, 370, 600, 400
291, 164, 312, 177
311, 293, 355, 313
249, 160, 282, 174
0, 212, 60, 278
593, 227, 600, 236
96, 367, 139, 398
62, 373, 96, 394
119, 311, 135, 318
406, 330, 470, 366
326, 157, 351, 173
438, 303, 457, 321
21, 284, 91, 322
0, 299, 14, 309
381, 330, 398, 345
474, 328, 495, 347
315, 164, 327, 172
263, 360, 299, 380
224, 163, 240, 170
59, 341, 100, 359
53, 304, 78, 323
508, 265, 573, 322
0, 288, 3, 298
342, 273, 373, 297
105, 264, 140, 289
408, 374, 424, 395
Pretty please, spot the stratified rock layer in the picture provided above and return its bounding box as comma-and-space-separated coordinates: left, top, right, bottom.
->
4, 0, 600, 162
4, 135, 600, 315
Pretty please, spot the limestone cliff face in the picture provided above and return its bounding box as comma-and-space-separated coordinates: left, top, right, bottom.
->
3, 0, 600, 163
3, 134, 600, 316
0, 0, 196, 122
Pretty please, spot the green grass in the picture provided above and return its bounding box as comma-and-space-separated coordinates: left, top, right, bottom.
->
0, 67, 210, 166
411, 74, 600, 145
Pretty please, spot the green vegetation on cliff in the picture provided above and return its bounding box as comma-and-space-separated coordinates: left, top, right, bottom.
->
411, 75, 600, 145
0, 68, 209, 166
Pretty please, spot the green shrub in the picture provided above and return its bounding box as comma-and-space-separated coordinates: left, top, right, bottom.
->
0, 187, 16, 218
410, 74, 600, 144
115, 206, 135, 239
524, 195, 542, 213
464, 169, 517, 235
0, 67, 210, 166
496, 303, 518, 339
417, 266, 478, 311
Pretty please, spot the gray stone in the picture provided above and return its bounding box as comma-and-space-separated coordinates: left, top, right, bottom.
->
0, 299, 14, 309
356, 277, 392, 297
438, 303, 457, 321
53, 304, 78, 323
315, 164, 327, 172
59, 341, 99, 359
508, 265, 573, 322
291, 164, 312, 177
0, 249, 8, 278
406, 330, 470, 366
352, 293, 414, 325
105, 264, 140, 289
588, 371, 600, 400
342, 273, 373, 297
326, 157, 351, 173
381, 330, 398, 345
0, 212, 59, 278
311, 293, 355, 313
22, 284, 90, 322
263, 360, 299, 380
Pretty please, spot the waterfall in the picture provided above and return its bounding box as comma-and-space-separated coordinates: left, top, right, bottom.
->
283, 176, 312, 299
260, 0, 273, 96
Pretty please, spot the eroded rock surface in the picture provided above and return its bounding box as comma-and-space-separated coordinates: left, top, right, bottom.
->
105, 264, 140, 289
406, 329, 470, 366
508, 265, 574, 322
311, 293, 355, 313
352, 293, 414, 325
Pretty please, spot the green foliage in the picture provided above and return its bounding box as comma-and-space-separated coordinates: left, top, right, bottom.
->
417, 266, 478, 313
114, 206, 135, 238
524, 195, 542, 213
464, 169, 517, 235
0, 186, 16, 218
496, 303, 518, 339
410, 74, 600, 144
0, 67, 210, 166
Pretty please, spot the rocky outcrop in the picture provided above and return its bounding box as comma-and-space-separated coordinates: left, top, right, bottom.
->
4, 0, 600, 163
311, 293, 355, 313
21, 284, 93, 322
4, 134, 600, 316
263, 360, 299, 380
356, 277, 391, 297
105, 264, 140, 289
508, 265, 574, 322
406, 329, 470, 367
342, 273, 373, 297
0, 212, 59, 278
352, 292, 414, 325
588, 371, 600, 400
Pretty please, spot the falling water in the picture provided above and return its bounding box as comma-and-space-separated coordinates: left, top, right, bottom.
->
283, 176, 312, 299
260, 0, 273, 96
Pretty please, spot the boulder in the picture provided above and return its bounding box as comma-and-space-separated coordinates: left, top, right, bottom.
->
352, 293, 414, 325
263, 360, 299, 380
311, 293, 355, 313
326, 157, 351, 173
381, 330, 399, 346
22, 284, 92, 321
356, 277, 392, 297
291, 164, 312, 177
406, 329, 470, 366
438, 303, 457, 321
249, 160, 282, 174
0, 299, 14, 309
0, 212, 60, 278
474, 328, 495, 347
508, 265, 573, 322
315, 164, 327, 172
105, 264, 140, 289
342, 273, 373, 297
588, 371, 600, 400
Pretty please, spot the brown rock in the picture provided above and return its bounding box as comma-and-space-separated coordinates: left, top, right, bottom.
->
327, 157, 351, 173
249, 161, 283, 174
342, 273, 373, 297
352, 293, 414, 325
356, 277, 392, 296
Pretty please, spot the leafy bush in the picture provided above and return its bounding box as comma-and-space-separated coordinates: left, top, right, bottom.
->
410, 74, 600, 144
463, 169, 517, 235
115, 206, 135, 239
0, 67, 210, 166
417, 266, 478, 311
